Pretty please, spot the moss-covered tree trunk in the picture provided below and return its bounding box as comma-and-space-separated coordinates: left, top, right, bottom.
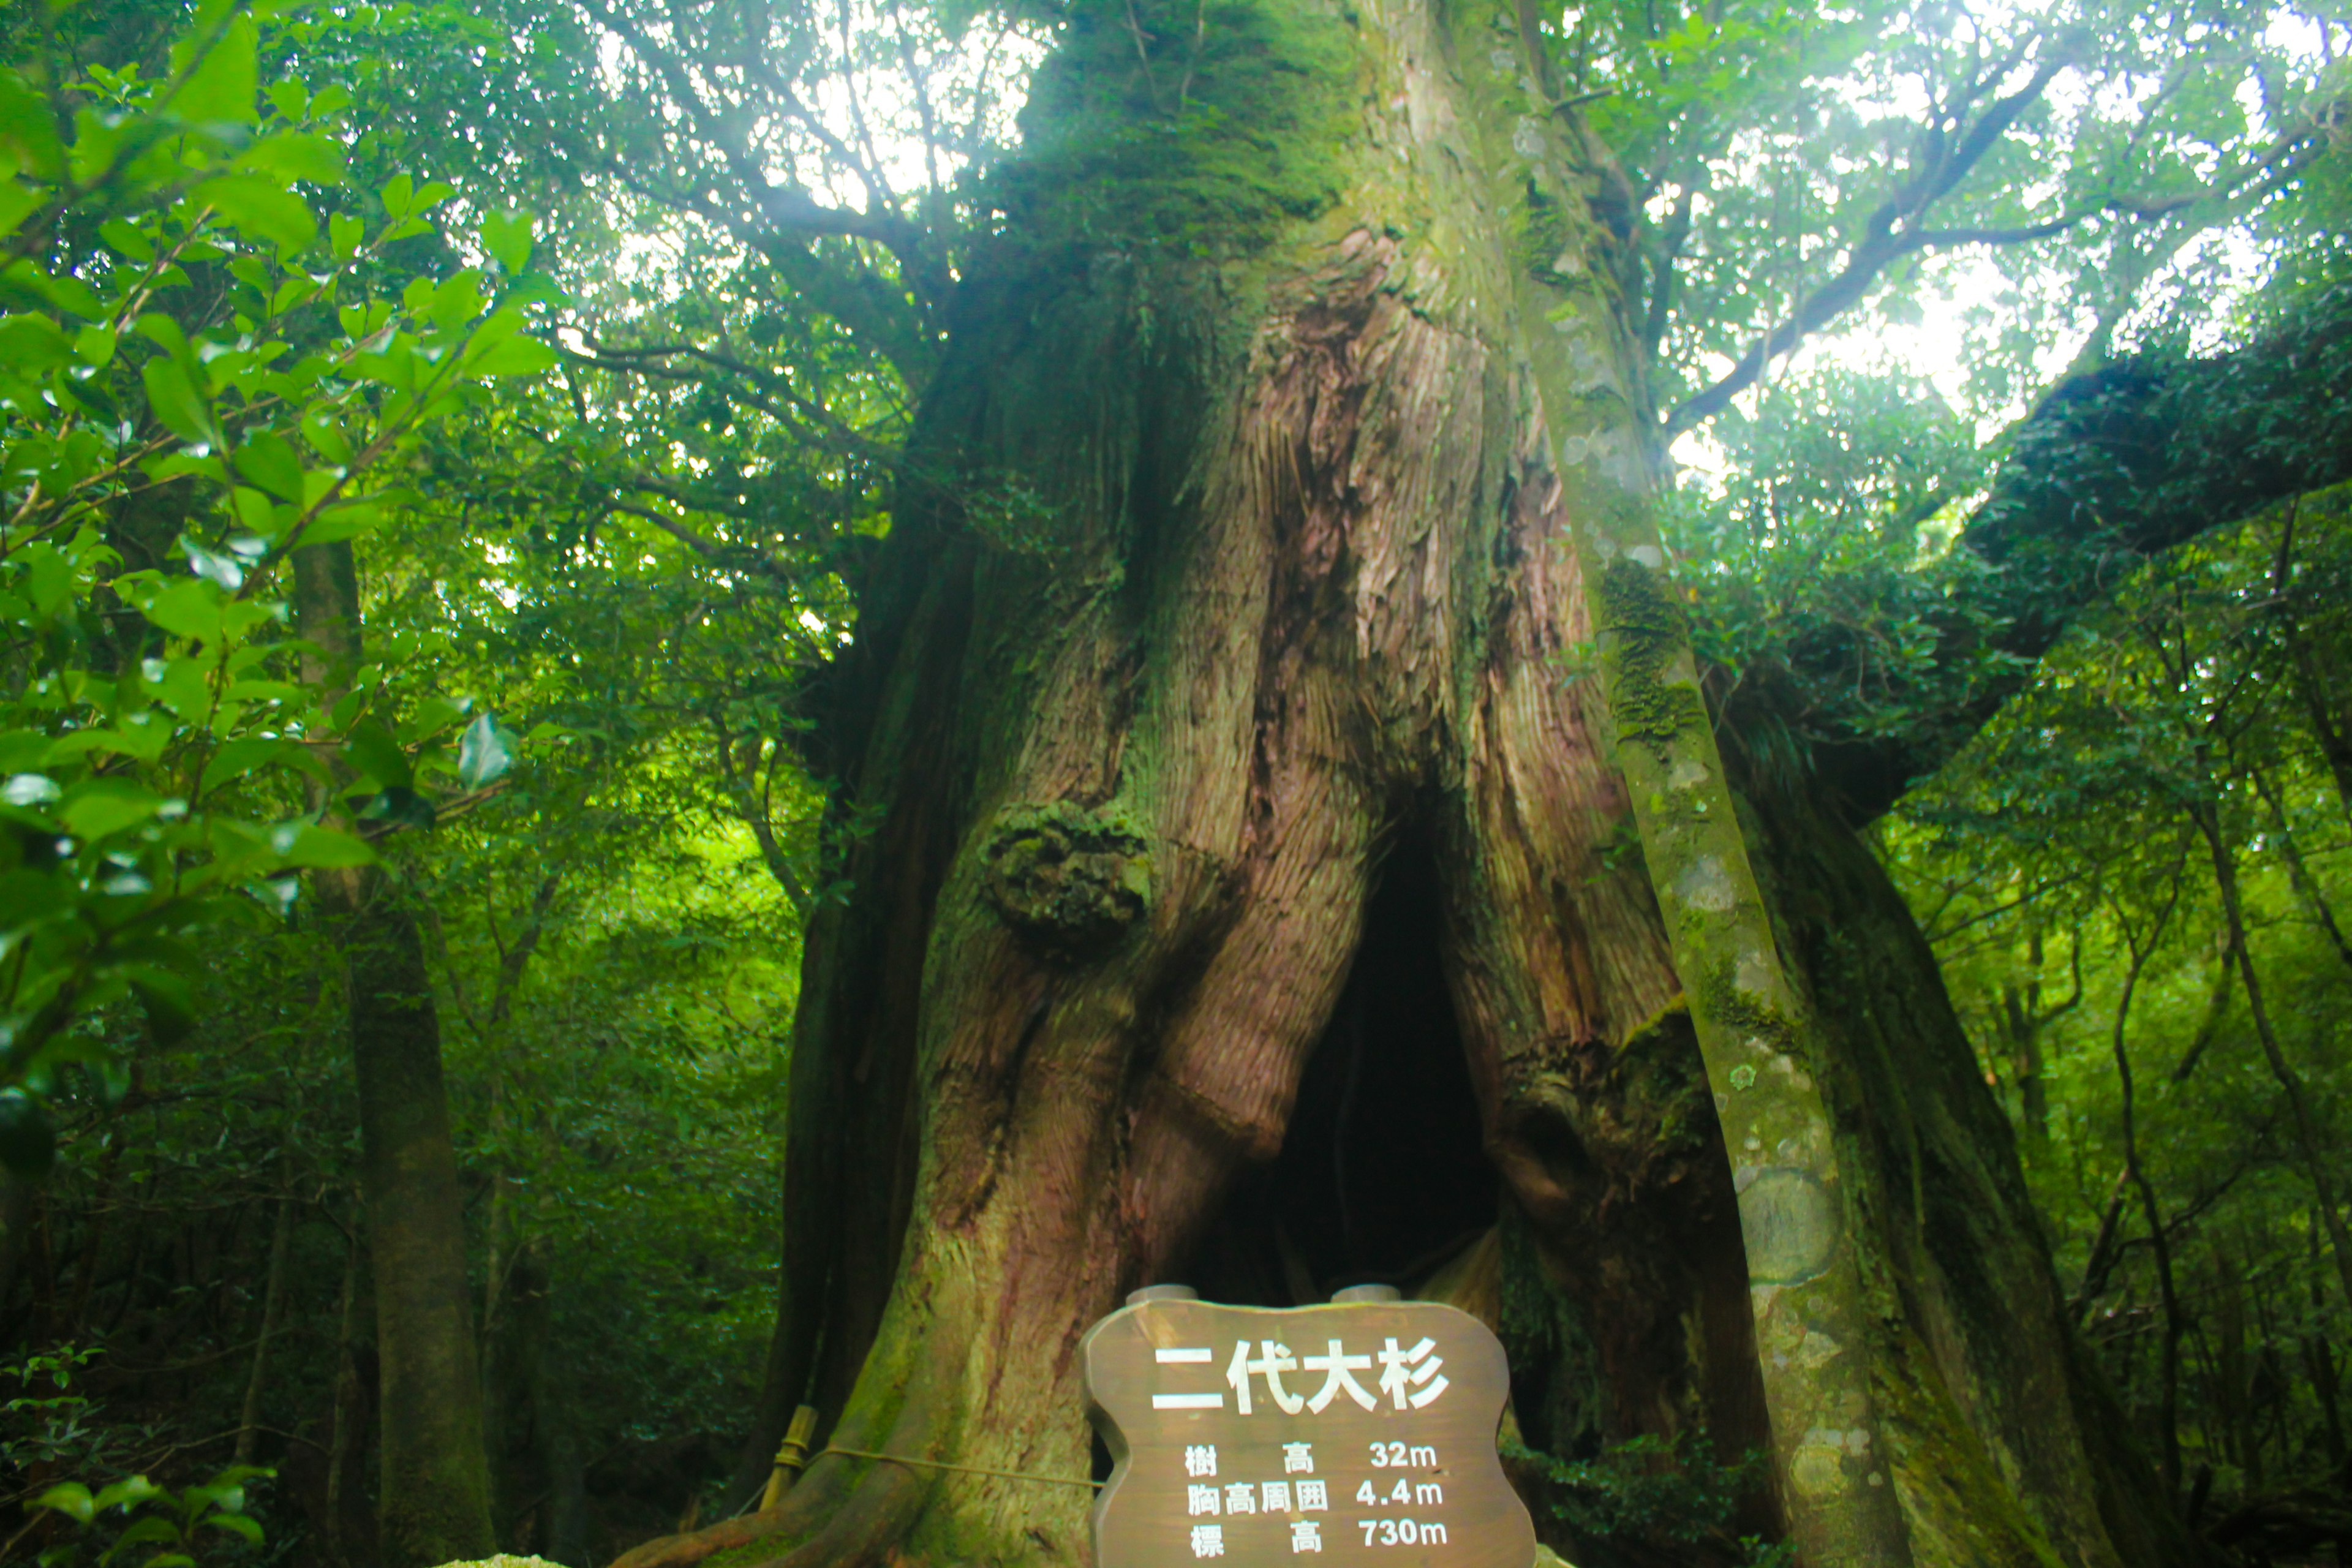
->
639, 2, 2201, 1566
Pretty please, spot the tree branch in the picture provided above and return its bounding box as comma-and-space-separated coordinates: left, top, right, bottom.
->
1735, 281, 2352, 823
1665, 48, 2079, 435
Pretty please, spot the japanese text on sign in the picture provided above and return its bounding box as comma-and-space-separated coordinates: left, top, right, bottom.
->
1084, 1294, 1532, 1568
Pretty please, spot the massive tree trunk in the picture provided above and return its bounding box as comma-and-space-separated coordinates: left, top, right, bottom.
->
649, 2, 2213, 1566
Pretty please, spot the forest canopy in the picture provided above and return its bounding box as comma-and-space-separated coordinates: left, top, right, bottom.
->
1, 0, 2348, 1564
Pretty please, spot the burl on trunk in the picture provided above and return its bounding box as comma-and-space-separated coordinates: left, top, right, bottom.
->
626, 2, 2197, 1566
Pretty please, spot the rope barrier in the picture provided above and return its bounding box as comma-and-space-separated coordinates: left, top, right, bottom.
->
752, 1403, 1102, 1511
816, 1445, 1102, 1490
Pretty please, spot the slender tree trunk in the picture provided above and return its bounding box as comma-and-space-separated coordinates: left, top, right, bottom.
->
2216, 1267, 2259, 1494
2305, 1213, 2346, 1472
537, 1351, 591, 1568
326, 1220, 369, 1568
0, 1172, 28, 1330
2104, 874, 2185, 1498
295, 541, 496, 1568
648, 2, 2203, 1566
483, 1191, 556, 1550
235, 1167, 297, 1465
2248, 767, 2352, 976
2190, 799, 2352, 1311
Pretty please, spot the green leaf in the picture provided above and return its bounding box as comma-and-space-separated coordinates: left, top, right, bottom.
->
199, 174, 317, 256
0, 66, 66, 180
21, 543, 77, 619
102, 218, 156, 261
266, 820, 374, 867
339, 718, 411, 789
132, 971, 196, 1046
91, 1478, 163, 1515
0, 314, 77, 374
170, 14, 260, 129
61, 779, 167, 839
231, 431, 304, 501
0, 182, 44, 242
481, 209, 533, 273
32, 1479, 89, 1522
104, 1515, 183, 1554
200, 736, 298, 795
235, 129, 345, 185
75, 323, 116, 368
429, 270, 488, 330
141, 578, 228, 641
467, 333, 557, 379
232, 486, 277, 540
203, 1515, 262, 1545
141, 357, 217, 447
456, 712, 516, 790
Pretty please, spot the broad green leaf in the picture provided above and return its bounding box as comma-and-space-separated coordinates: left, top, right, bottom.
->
61, 779, 167, 840
402, 695, 469, 740
0, 313, 77, 372
467, 333, 558, 379
141, 357, 217, 446
170, 13, 260, 129
236, 129, 345, 185
482, 209, 533, 273
145, 655, 214, 725
199, 174, 317, 256
32, 1479, 91, 1523
75, 322, 116, 367
232, 431, 304, 501
0, 67, 65, 179
301, 503, 386, 546
130, 970, 195, 1045
135, 312, 194, 363
91, 1477, 164, 1514
105, 1514, 183, 1551
199, 737, 297, 795
0, 183, 48, 243
339, 718, 411, 788
141, 578, 227, 641
430, 270, 488, 330
266, 820, 374, 867
233, 486, 277, 539
20, 543, 75, 618
101, 218, 156, 261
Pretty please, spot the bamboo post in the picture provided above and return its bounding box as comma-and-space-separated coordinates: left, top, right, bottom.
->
758, 1405, 821, 1512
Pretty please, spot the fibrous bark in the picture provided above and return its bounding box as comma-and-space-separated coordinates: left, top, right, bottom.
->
639, 3, 2209, 1566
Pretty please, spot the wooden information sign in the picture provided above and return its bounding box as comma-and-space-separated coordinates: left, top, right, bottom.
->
1084, 1289, 1534, 1568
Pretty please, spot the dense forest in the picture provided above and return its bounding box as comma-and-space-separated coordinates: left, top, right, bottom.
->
1, 0, 2348, 1566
